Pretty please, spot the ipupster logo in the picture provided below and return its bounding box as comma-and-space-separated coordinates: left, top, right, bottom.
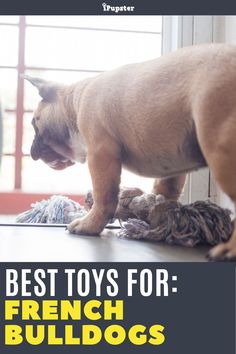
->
102, 3, 135, 13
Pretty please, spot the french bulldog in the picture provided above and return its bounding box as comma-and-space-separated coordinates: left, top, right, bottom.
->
24, 43, 236, 261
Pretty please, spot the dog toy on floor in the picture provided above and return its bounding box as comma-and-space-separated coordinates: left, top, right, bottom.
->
16, 195, 87, 224
16, 188, 233, 247
117, 194, 233, 247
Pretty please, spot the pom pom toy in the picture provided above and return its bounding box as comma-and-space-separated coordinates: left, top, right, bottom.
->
16, 188, 233, 247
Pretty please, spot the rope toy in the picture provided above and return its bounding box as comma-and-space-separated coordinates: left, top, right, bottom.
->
16, 195, 87, 224
16, 188, 233, 247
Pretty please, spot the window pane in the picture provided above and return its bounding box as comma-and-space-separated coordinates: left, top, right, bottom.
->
24, 80, 42, 112
26, 15, 162, 32
0, 16, 19, 24
22, 157, 156, 194
121, 170, 153, 193
0, 26, 18, 66
0, 156, 15, 191
22, 113, 34, 155
22, 157, 92, 194
26, 69, 101, 83
0, 69, 17, 109
25, 27, 161, 71
2, 111, 16, 154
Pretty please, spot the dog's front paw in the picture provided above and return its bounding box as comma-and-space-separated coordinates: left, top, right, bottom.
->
67, 217, 103, 235
207, 241, 236, 261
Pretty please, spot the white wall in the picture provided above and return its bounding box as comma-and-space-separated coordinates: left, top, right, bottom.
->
225, 16, 236, 43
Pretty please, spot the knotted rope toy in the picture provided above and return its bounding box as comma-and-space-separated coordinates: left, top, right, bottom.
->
16, 195, 87, 224
16, 188, 233, 247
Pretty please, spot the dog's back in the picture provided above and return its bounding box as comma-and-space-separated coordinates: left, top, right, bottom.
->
78, 43, 236, 178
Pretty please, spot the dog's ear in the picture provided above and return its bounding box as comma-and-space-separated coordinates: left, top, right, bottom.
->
22, 74, 60, 101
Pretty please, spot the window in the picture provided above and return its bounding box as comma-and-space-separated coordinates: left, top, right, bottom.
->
0, 15, 162, 213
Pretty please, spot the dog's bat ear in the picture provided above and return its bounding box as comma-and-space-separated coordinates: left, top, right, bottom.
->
21, 74, 59, 101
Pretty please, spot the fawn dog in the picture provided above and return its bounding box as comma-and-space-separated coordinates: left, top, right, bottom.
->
25, 43, 236, 261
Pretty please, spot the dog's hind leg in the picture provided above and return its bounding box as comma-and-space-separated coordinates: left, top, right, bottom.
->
152, 174, 187, 201
193, 98, 236, 260
203, 150, 236, 261
205, 140, 236, 261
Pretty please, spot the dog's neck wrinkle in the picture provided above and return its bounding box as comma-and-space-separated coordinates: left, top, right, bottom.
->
60, 84, 78, 131
60, 78, 94, 131
72, 77, 95, 112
